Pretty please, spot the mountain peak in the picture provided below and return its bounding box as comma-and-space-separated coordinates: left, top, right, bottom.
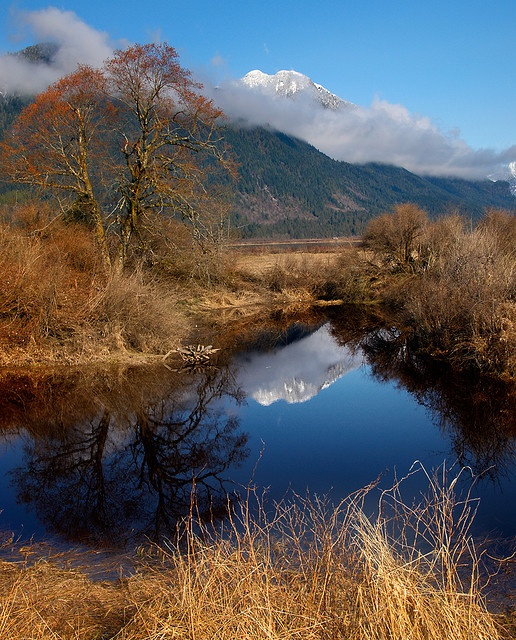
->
241, 69, 353, 111
14, 42, 59, 65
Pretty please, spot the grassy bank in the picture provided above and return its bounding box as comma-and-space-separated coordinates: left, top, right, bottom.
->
1, 202, 513, 379
0, 203, 360, 366
1, 468, 513, 640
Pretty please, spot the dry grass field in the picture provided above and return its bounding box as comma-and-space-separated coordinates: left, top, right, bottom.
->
232, 249, 342, 279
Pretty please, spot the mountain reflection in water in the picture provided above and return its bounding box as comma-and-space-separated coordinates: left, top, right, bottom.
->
234, 324, 363, 405
227, 317, 516, 538
0, 314, 515, 548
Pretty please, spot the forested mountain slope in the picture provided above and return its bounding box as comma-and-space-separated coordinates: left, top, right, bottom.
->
223, 126, 516, 238
1, 65, 514, 240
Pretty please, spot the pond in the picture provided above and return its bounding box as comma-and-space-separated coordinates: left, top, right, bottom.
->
0, 312, 515, 549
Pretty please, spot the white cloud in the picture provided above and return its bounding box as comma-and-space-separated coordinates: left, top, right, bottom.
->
1, 8, 514, 181
210, 77, 516, 180
0, 7, 114, 94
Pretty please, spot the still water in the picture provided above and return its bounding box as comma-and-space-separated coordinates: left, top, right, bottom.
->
0, 316, 515, 548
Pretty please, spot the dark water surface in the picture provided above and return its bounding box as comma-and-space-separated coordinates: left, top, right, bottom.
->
0, 316, 515, 549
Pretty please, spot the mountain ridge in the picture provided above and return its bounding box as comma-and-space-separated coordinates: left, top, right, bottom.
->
224, 125, 516, 238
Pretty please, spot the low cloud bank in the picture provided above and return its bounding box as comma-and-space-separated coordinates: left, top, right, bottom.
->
211, 79, 516, 180
0, 7, 113, 94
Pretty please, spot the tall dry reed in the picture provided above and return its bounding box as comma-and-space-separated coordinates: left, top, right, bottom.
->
0, 465, 507, 639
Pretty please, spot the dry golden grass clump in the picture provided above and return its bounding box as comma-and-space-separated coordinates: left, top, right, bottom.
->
0, 466, 509, 639
0, 208, 188, 365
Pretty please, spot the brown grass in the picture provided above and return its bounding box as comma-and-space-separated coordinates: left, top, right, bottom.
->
0, 467, 510, 639
0, 212, 188, 365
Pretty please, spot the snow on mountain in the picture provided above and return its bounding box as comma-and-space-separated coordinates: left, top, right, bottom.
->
509, 162, 516, 195
241, 69, 354, 111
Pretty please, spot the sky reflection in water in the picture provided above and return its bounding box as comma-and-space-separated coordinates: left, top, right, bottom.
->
227, 323, 516, 538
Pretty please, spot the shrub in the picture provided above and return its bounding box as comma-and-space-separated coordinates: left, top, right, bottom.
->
402, 211, 516, 374
363, 203, 428, 271
85, 269, 186, 353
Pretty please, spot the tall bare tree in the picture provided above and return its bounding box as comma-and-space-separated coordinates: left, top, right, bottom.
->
0, 66, 113, 271
106, 43, 234, 272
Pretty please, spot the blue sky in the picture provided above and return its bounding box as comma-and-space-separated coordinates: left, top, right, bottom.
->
0, 1, 515, 177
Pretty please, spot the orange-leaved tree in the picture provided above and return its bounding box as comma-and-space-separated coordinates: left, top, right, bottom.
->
0, 43, 234, 274
0, 66, 114, 271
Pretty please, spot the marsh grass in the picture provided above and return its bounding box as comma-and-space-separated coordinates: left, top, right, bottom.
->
0, 466, 509, 639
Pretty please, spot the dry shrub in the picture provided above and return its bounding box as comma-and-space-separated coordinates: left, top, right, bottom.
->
262, 254, 307, 292
0, 206, 189, 361
0, 225, 42, 329
130, 217, 231, 287
0, 201, 56, 230
363, 203, 428, 270
85, 269, 187, 353
49, 222, 102, 275
263, 254, 338, 295
317, 248, 374, 302
0, 220, 101, 349
396, 210, 516, 375
421, 213, 468, 267
478, 208, 516, 257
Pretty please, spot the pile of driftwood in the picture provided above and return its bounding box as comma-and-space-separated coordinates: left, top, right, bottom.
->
162, 345, 220, 371
175, 344, 220, 365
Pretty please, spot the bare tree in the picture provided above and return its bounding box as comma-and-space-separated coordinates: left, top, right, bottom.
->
106, 43, 235, 273
0, 66, 113, 271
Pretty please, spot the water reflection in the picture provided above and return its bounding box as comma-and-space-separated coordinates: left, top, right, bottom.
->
234, 324, 363, 405
0, 310, 514, 547
0, 365, 248, 547
349, 322, 516, 480
228, 312, 516, 536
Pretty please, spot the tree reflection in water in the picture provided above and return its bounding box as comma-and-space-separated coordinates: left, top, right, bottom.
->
330, 313, 516, 481
1, 364, 248, 547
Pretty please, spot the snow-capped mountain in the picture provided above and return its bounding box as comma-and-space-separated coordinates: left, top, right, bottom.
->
241, 69, 354, 111
509, 162, 516, 196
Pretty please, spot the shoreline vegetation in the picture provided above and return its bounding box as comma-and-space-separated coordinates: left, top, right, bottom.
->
1, 470, 514, 640
0, 202, 514, 380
